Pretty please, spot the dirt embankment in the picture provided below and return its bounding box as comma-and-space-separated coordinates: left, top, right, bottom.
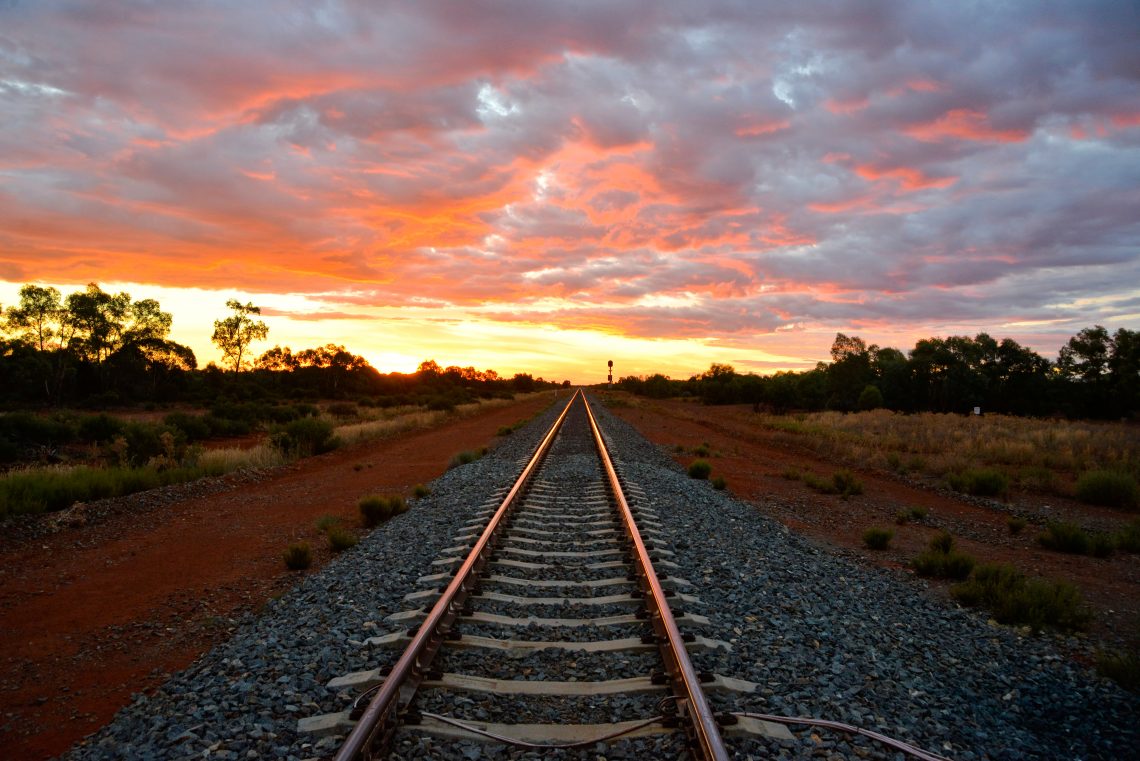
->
0, 393, 557, 761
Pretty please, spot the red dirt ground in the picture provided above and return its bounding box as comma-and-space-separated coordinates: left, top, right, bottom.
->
608, 396, 1140, 657
0, 393, 557, 761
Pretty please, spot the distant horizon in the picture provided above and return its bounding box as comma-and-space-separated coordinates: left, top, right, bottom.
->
2, 3, 1137, 384
0, 278, 1117, 386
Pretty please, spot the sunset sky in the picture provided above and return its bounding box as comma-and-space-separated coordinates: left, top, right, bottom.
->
2, 1, 1138, 383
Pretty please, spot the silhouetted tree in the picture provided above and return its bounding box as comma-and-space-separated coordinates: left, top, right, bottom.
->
212, 300, 268, 372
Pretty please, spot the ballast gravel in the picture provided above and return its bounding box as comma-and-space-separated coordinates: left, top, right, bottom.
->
63, 393, 1139, 761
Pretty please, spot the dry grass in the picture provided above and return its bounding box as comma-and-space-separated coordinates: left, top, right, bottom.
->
333, 394, 542, 447
195, 444, 285, 474
758, 410, 1139, 498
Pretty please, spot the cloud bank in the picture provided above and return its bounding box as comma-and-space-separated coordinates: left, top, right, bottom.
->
1, 0, 1138, 371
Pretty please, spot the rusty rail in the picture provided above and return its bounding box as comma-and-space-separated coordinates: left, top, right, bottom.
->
334, 389, 579, 761
582, 394, 731, 761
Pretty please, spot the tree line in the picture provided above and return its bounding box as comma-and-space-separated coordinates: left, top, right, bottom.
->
0, 283, 561, 408
617, 329, 1140, 419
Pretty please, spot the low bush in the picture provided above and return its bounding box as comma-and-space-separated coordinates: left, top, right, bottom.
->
687, 460, 712, 480
496, 425, 514, 436
358, 495, 393, 527
282, 542, 312, 570
1116, 519, 1140, 553
315, 515, 340, 532
909, 506, 929, 520
947, 468, 1009, 499
1096, 650, 1140, 693
711, 475, 727, 490
951, 563, 1091, 632
1037, 521, 1093, 555
832, 469, 864, 498
862, 527, 893, 550
1075, 470, 1139, 510
358, 494, 407, 526
895, 510, 911, 525
929, 531, 955, 554
272, 417, 337, 457
412, 483, 431, 498
1007, 516, 1028, 535
448, 448, 486, 469
163, 412, 212, 442
692, 443, 711, 457
912, 532, 975, 580
326, 402, 358, 419
327, 526, 358, 552
78, 413, 125, 444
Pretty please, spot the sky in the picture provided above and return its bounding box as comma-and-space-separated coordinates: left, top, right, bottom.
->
1, 1, 1138, 383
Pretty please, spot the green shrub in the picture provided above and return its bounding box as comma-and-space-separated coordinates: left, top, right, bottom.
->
315, 515, 340, 532
913, 549, 976, 580
781, 467, 801, 481
1007, 516, 1028, 535
283, 542, 312, 570
272, 417, 336, 457
863, 527, 893, 550
1116, 519, 1140, 553
327, 526, 358, 552
687, 460, 712, 480
1075, 470, 1139, 510
326, 402, 358, 419
929, 531, 954, 554
801, 471, 835, 493
0, 463, 217, 517
448, 448, 487, 469
692, 443, 711, 457
1097, 650, 1140, 693
909, 506, 928, 520
857, 384, 883, 411
163, 412, 211, 442
951, 563, 1091, 632
496, 425, 514, 436
832, 469, 864, 498
78, 413, 125, 444
1037, 521, 1091, 555
711, 476, 727, 490
358, 495, 393, 527
358, 494, 407, 526
895, 510, 911, 525
412, 483, 431, 498
0, 412, 76, 448
947, 468, 1009, 499
911, 532, 975, 580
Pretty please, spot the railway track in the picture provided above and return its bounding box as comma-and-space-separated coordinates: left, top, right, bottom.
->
303, 389, 788, 759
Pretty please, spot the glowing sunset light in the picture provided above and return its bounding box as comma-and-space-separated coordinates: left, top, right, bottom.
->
1, 2, 1138, 384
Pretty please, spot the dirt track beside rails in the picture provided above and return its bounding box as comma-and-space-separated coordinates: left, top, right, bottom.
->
0, 392, 557, 761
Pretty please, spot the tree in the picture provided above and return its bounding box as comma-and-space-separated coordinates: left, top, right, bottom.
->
212, 300, 268, 372
4, 284, 64, 351
63, 283, 131, 363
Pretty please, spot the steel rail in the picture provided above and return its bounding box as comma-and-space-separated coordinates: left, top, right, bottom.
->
334, 389, 581, 761
582, 394, 731, 761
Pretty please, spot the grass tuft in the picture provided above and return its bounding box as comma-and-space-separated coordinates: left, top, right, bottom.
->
1096, 650, 1140, 693
687, 460, 712, 480
282, 542, 312, 571
412, 483, 431, 499
911, 532, 975, 580
327, 526, 358, 552
862, 527, 893, 550
1007, 516, 1028, 535
711, 475, 727, 490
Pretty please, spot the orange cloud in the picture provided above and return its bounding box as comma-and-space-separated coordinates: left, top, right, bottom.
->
854, 165, 958, 191
904, 109, 1029, 143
